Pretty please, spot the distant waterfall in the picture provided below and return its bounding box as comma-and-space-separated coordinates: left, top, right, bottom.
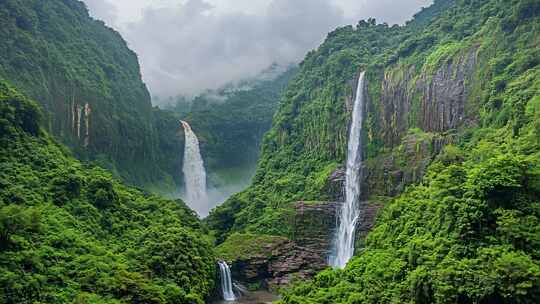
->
330, 72, 365, 269
181, 121, 208, 206
218, 261, 236, 301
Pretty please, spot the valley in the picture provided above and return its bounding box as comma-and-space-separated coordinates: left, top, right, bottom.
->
1, 0, 539, 303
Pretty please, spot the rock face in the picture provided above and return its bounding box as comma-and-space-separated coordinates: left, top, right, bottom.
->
376, 48, 477, 147
227, 200, 384, 289
326, 168, 346, 202
230, 201, 338, 290
363, 131, 452, 198
355, 201, 384, 247
362, 47, 477, 198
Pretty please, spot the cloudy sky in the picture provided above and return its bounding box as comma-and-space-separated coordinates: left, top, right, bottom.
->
83, 0, 432, 99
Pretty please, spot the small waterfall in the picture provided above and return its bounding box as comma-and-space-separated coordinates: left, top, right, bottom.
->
181, 121, 208, 206
218, 261, 236, 301
330, 72, 366, 269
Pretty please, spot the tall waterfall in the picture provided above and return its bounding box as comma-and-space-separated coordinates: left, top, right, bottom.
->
218, 261, 236, 301
181, 121, 208, 206
330, 72, 366, 269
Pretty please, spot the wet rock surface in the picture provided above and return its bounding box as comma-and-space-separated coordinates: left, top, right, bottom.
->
378, 48, 477, 147
230, 201, 338, 289
228, 200, 384, 289
327, 168, 345, 201
363, 132, 452, 198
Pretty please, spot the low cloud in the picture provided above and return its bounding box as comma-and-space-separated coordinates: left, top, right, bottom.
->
124, 0, 344, 98
83, 0, 118, 27
83, 0, 433, 99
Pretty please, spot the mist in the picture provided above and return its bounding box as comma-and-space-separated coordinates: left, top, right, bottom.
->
83, 0, 432, 100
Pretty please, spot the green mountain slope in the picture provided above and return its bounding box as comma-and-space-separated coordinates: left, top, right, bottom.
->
0, 81, 215, 303
0, 0, 179, 187
208, 0, 540, 301
172, 67, 298, 191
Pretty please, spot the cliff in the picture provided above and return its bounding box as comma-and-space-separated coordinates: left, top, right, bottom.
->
0, 0, 182, 187
209, 0, 540, 301
0, 80, 216, 303
216, 201, 338, 290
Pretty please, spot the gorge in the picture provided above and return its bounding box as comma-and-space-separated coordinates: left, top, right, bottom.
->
1, 0, 540, 303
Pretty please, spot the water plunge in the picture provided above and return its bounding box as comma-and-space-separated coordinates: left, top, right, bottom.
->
181, 121, 208, 208
218, 261, 236, 301
330, 72, 366, 269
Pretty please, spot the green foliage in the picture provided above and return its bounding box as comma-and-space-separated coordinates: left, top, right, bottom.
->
166, 67, 297, 189
215, 233, 289, 262
272, 1, 540, 302
207, 21, 405, 239
204, 0, 540, 302
0, 0, 182, 188
0, 80, 40, 137
0, 82, 216, 303
86, 172, 118, 209
280, 133, 540, 303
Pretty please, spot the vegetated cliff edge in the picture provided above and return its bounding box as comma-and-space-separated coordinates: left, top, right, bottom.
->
0, 80, 216, 303
208, 0, 540, 301
0, 0, 184, 188
167, 67, 298, 194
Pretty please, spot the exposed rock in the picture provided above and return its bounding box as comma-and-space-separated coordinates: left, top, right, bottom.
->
363, 131, 453, 198
291, 201, 338, 256
378, 47, 477, 147
355, 201, 384, 247
84, 103, 91, 148
326, 168, 345, 201
361, 48, 475, 198
228, 201, 338, 290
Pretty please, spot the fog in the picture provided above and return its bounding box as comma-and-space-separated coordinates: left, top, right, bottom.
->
82, 0, 433, 216
83, 0, 433, 99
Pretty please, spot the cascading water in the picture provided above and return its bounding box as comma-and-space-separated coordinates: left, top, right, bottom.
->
218, 261, 236, 301
181, 121, 208, 207
330, 72, 366, 269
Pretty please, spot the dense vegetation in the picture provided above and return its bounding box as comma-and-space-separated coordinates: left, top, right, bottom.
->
2, 0, 540, 302
206, 18, 406, 240
281, 132, 540, 302
208, 0, 540, 302
0, 0, 184, 188
165, 67, 297, 190
0, 81, 216, 303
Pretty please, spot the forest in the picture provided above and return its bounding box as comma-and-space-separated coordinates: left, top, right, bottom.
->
1, 0, 539, 303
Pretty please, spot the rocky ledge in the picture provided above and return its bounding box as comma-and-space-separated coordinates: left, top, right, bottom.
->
219, 200, 383, 290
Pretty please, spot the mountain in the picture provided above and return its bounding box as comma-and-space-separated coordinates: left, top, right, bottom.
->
169, 67, 298, 194
208, 0, 540, 301
2, 0, 540, 302
0, 80, 215, 303
0, 0, 178, 187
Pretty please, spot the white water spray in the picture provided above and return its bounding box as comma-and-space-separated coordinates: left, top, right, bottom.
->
330, 72, 365, 269
218, 261, 236, 301
181, 121, 208, 207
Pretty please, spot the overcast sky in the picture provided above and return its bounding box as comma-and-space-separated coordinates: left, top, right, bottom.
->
83, 0, 432, 99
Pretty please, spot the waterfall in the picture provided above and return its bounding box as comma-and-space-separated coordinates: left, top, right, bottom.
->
181, 121, 208, 206
218, 261, 236, 301
330, 72, 365, 269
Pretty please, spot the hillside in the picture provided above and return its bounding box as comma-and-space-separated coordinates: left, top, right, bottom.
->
208, 0, 540, 301
2, 0, 540, 303
169, 68, 298, 193
0, 0, 182, 187
0, 81, 215, 303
